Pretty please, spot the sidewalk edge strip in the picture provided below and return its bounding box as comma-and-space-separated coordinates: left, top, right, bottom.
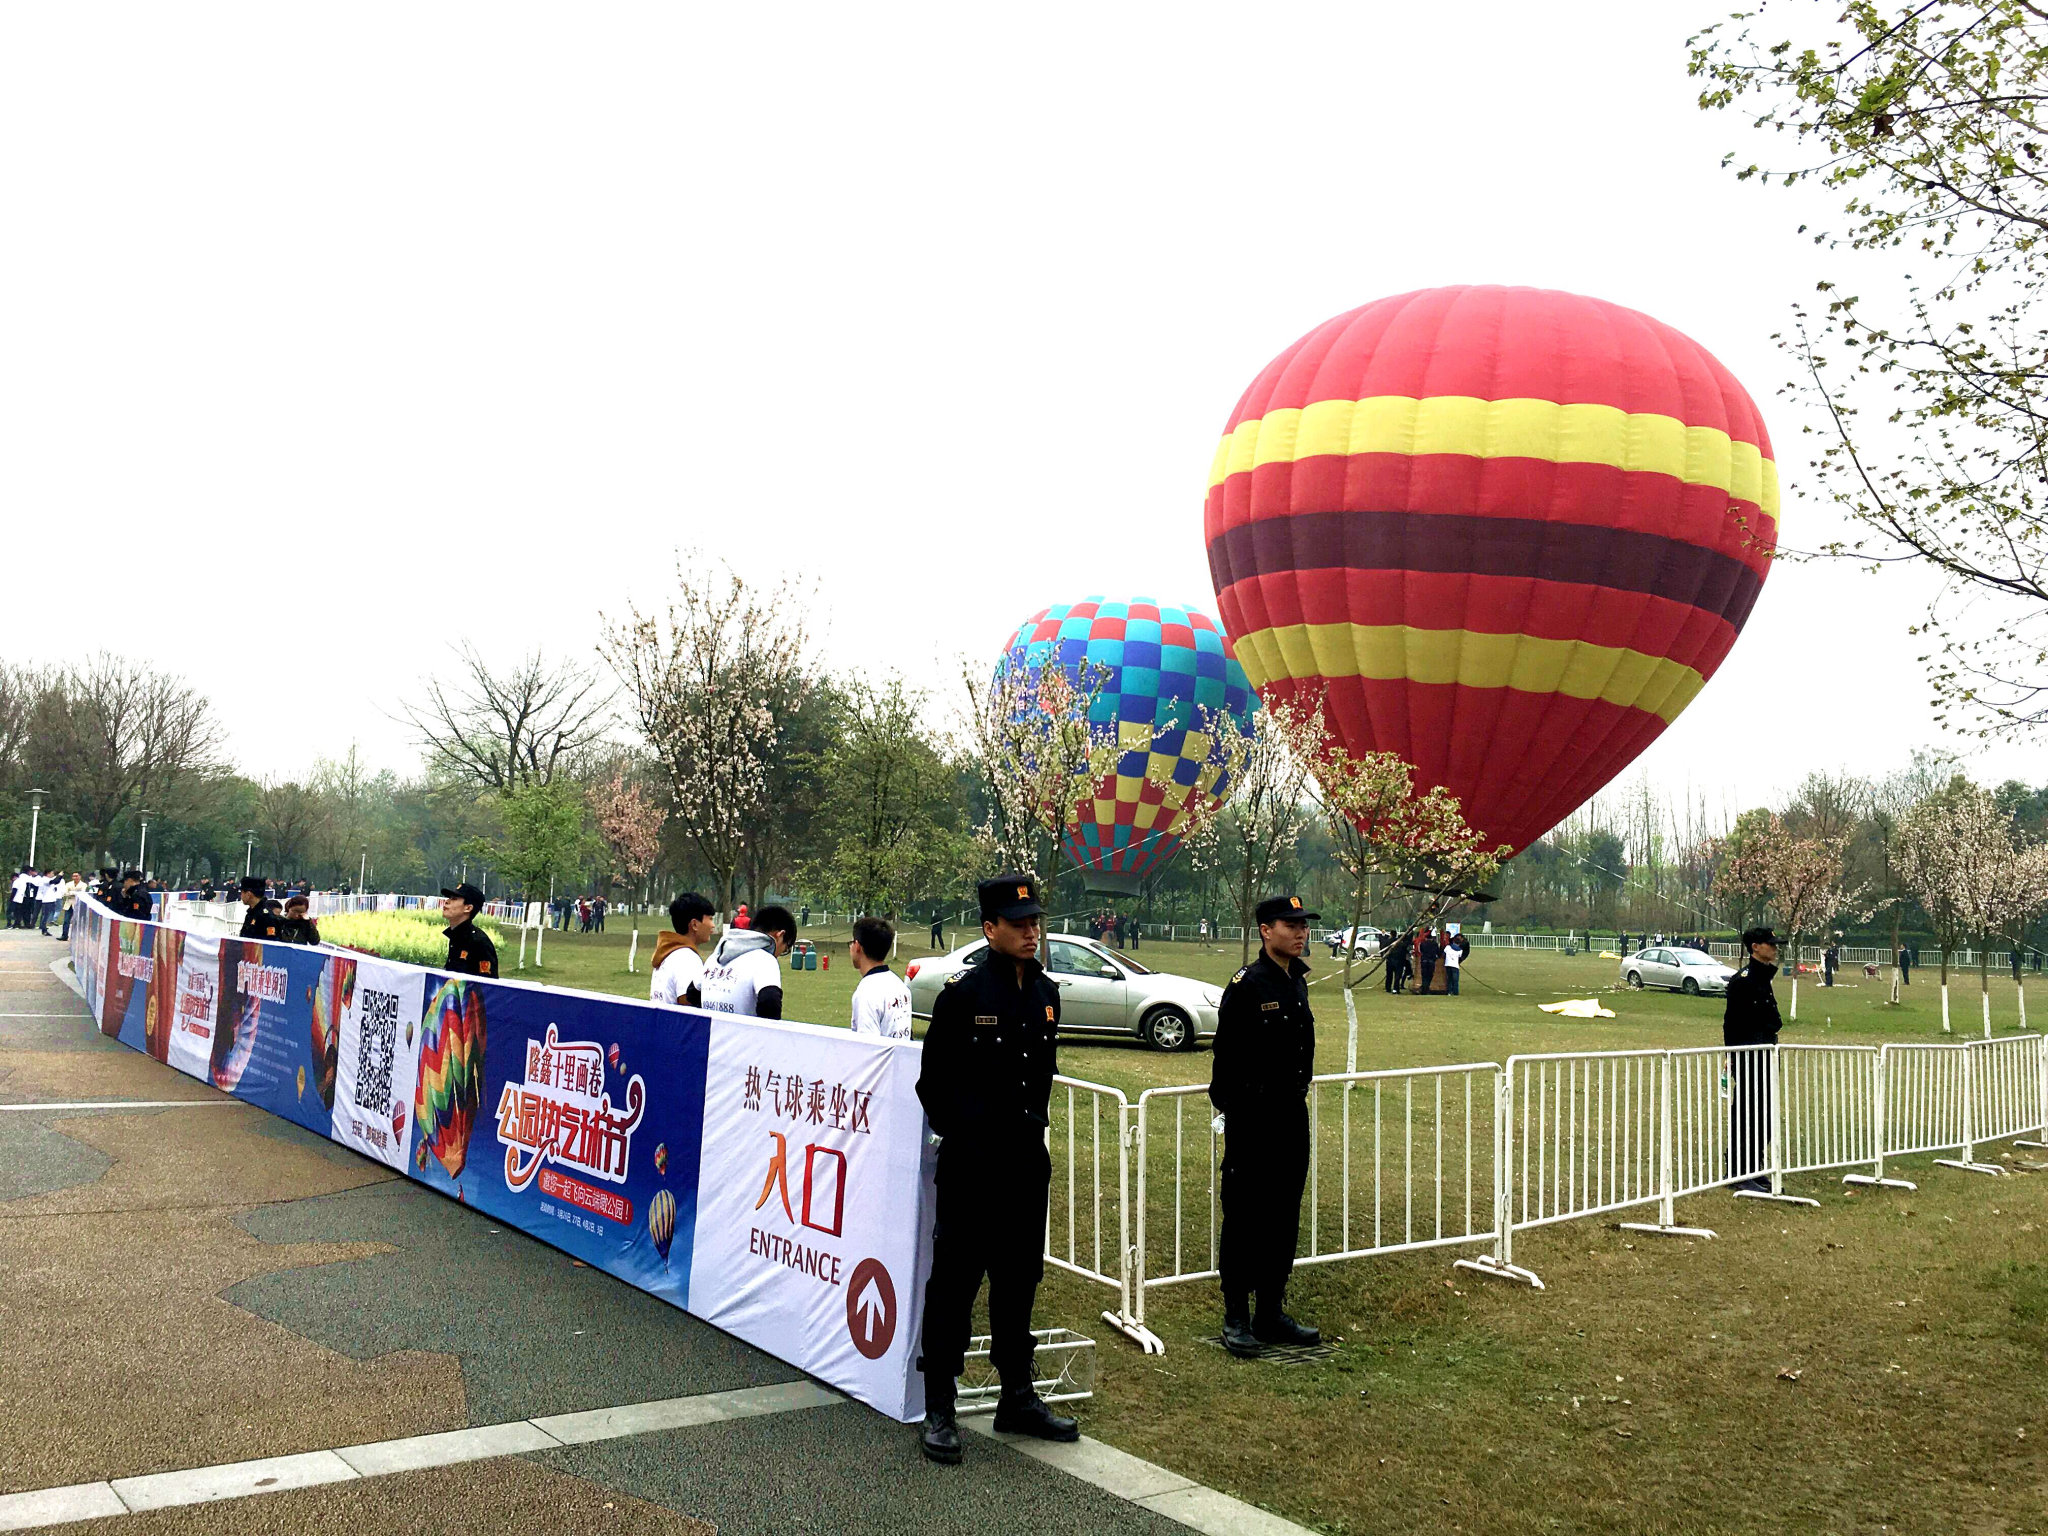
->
968, 1425, 1318, 1536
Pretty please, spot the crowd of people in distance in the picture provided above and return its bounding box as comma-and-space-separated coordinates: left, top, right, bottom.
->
549, 894, 611, 932
1083, 909, 1137, 950
7, 867, 93, 938
1376, 924, 1472, 995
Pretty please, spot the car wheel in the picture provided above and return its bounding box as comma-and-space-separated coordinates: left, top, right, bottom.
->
1143, 1007, 1195, 1051
1682, 976, 1700, 996
1627, 971, 1644, 989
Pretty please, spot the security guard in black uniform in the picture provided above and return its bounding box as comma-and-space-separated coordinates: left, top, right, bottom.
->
236, 876, 283, 939
914, 872, 1078, 1465
107, 870, 154, 921
1723, 925, 1782, 1193
1211, 894, 1321, 1358
441, 883, 499, 977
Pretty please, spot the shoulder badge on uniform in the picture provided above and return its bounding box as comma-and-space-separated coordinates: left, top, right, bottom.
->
944, 973, 962, 986
1231, 967, 1247, 983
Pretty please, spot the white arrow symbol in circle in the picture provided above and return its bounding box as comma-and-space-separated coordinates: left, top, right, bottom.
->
854, 1276, 887, 1343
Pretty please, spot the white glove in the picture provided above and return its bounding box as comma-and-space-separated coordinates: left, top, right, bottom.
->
1211, 1112, 1226, 1137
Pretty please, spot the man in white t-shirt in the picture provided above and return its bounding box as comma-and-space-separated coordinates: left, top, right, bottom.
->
698, 904, 797, 1020
848, 916, 912, 1038
650, 891, 717, 1009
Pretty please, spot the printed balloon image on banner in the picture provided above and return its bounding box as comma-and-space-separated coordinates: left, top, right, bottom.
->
164, 930, 222, 1083
690, 1020, 935, 1421
330, 955, 428, 1172
405, 978, 710, 1307
144, 925, 184, 1063
99, 920, 153, 1049
71, 903, 106, 1021
211, 938, 336, 1137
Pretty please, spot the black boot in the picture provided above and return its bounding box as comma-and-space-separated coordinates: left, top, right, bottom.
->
992, 1384, 1080, 1441
1223, 1294, 1261, 1358
920, 1377, 962, 1465
1253, 1301, 1320, 1348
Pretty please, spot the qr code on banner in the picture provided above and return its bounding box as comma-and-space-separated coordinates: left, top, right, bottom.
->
355, 988, 399, 1114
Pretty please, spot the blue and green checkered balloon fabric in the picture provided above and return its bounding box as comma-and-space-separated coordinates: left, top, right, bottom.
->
998, 597, 1260, 881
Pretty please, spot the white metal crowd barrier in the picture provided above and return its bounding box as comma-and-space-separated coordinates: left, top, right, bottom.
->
1124, 1063, 1498, 1331
1047, 1035, 2044, 1336
1042, 1077, 1154, 1352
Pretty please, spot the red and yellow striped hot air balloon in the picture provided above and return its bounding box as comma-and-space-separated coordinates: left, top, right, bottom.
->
1204, 286, 1776, 855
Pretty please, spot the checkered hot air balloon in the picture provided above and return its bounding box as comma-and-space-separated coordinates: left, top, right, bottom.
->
1205, 286, 1776, 855
999, 598, 1259, 892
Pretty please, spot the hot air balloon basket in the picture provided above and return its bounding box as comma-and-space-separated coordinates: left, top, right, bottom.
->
955, 1327, 1096, 1413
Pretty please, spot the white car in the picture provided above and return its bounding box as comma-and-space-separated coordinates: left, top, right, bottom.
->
905, 935, 1221, 1051
1324, 925, 1391, 959
1620, 946, 1734, 996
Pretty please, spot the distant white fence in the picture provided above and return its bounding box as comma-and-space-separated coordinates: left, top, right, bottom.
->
1050, 1032, 2044, 1337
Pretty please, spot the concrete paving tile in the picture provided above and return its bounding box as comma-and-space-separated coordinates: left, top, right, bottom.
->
0, 1483, 124, 1532
41, 1456, 713, 1534
334, 1420, 561, 1476
535, 1399, 1193, 1535
230, 1181, 803, 1425
533, 1380, 840, 1443
111, 1450, 358, 1511
1136, 1484, 1318, 1535
969, 1424, 1198, 1500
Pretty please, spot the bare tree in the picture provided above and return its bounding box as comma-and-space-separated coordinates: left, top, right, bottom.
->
26, 654, 225, 860
255, 779, 323, 878
401, 645, 613, 792
601, 556, 812, 914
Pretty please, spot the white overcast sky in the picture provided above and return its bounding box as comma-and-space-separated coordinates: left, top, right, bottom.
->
3, 1, 2036, 811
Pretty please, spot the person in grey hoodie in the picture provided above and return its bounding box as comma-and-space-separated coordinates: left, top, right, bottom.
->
697, 904, 796, 1019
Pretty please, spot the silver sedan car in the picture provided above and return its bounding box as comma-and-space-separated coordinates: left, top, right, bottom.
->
906, 935, 1221, 1051
1619, 945, 1735, 996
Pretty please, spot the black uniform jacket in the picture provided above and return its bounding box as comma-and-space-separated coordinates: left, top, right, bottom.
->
916, 949, 1059, 1148
108, 887, 153, 920
444, 920, 499, 978
1722, 960, 1783, 1047
239, 904, 284, 940
1210, 950, 1316, 1120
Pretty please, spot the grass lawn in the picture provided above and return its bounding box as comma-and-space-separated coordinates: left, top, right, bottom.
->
504, 922, 2048, 1533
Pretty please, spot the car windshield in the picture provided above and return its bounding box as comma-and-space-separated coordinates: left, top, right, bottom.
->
1101, 947, 1151, 975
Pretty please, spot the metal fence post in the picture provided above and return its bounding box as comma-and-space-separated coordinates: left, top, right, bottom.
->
2019, 1034, 2048, 1150
1847, 1044, 1917, 1190
1936, 1042, 2007, 1177
1455, 1063, 1543, 1288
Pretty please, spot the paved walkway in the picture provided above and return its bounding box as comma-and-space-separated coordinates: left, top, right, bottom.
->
0, 927, 1308, 1535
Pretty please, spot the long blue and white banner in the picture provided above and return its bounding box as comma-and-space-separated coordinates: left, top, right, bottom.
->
70, 897, 936, 1422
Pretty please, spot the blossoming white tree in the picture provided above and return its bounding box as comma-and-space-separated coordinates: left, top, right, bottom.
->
602, 556, 812, 916
1713, 814, 1859, 1022
1151, 693, 1329, 965
958, 655, 1120, 889
1310, 744, 1506, 1072
1896, 782, 2007, 1034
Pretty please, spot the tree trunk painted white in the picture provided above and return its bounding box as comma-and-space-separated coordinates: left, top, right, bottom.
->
1982, 987, 1991, 1038
628, 928, 639, 974
1789, 975, 1798, 1023
1889, 967, 1901, 1004
1940, 981, 1951, 1034
1344, 982, 1359, 1075
2020, 978, 2029, 1034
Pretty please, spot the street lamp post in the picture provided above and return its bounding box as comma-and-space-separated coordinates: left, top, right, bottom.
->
242, 829, 257, 877
359, 846, 368, 894
136, 810, 154, 879
25, 790, 47, 866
